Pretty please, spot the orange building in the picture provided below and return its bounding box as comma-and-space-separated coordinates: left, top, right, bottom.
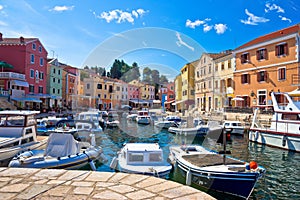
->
233, 24, 300, 108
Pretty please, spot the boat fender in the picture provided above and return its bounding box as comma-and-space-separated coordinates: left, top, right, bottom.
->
254, 131, 259, 141
110, 157, 118, 170
57, 157, 61, 160
186, 170, 192, 186
68, 155, 71, 158
282, 135, 287, 147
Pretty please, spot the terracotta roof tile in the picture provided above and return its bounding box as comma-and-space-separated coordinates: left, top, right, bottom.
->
235, 24, 300, 50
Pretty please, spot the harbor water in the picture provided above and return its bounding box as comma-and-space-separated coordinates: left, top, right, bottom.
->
93, 120, 300, 200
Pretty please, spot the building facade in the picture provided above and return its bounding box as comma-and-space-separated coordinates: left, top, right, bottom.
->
234, 24, 300, 108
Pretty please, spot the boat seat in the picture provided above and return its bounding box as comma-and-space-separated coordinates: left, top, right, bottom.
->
0, 127, 24, 138
44, 133, 80, 158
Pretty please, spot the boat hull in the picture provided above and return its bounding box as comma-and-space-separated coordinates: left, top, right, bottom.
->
176, 161, 259, 199
249, 129, 300, 152
168, 127, 208, 136
8, 147, 103, 170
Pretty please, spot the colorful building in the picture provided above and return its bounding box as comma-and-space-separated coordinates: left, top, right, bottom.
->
233, 24, 300, 108
0, 33, 48, 110
47, 58, 63, 108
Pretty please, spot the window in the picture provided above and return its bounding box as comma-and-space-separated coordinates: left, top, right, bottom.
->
97, 84, 102, 89
52, 88, 55, 93
278, 67, 286, 81
58, 70, 61, 75
35, 70, 39, 79
40, 58, 44, 66
241, 74, 250, 84
38, 86, 43, 93
228, 60, 231, 69
208, 65, 211, 74
53, 68, 56, 74
39, 72, 44, 80
128, 153, 144, 162
241, 53, 249, 64
257, 71, 267, 82
30, 54, 35, 64
53, 78, 55, 83
109, 85, 113, 93
87, 83, 90, 89
29, 85, 34, 93
57, 89, 60, 94
221, 63, 225, 70
58, 79, 60, 84
256, 48, 267, 60
104, 85, 107, 90
149, 153, 162, 162
276, 43, 288, 56
30, 69, 34, 78
258, 90, 266, 105
32, 43, 36, 50
215, 80, 218, 89
98, 94, 101, 98
38, 46, 42, 53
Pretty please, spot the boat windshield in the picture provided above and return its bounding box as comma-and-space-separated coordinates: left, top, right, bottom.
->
0, 115, 26, 127
128, 153, 144, 162
149, 153, 162, 162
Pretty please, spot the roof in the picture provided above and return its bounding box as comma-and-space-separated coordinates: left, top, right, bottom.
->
0, 37, 38, 45
235, 24, 300, 51
124, 143, 161, 152
0, 110, 40, 116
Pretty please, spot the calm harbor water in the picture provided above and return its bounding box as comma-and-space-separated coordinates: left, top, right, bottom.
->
93, 120, 300, 200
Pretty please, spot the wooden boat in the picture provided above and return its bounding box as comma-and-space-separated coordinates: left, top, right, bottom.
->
110, 143, 172, 178
9, 133, 104, 170
169, 127, 266, 199
0, 110, 47, 166
223, 120, 245, 135
249, 92, 300, 152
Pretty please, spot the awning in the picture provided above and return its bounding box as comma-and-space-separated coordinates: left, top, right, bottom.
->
153, 100, 161, 104
164, 100, 175, 104
129, 99, 152, 104
11, 80, 29, 87
27, 94, 52, 98
50, 95, 62, 99
174, 99, 188, 105
11, 97, 42, 103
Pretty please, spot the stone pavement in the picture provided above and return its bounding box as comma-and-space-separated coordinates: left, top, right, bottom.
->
0, 167, 215, 200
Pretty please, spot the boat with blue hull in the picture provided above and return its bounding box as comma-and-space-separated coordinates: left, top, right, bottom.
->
9, 133, 104, 170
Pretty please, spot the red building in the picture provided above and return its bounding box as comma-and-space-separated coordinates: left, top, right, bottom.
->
0, 33, 48, 109
160, 82, 175, 111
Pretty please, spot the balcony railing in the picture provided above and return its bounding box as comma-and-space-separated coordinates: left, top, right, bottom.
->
0, 72, 26, 80
291, 74, 300, 86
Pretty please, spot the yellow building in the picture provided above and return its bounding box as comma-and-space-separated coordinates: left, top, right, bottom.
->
175, 61, 196, 113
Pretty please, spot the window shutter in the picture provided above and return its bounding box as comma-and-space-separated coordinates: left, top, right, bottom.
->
265, 71, 268, 82
247, 74, 250, 84
284, 43, 288, 55
275, 45, 279, 56
256, 51, 259, 60
257, 72, 260, 82
241, 75, 244, 84
265, 49, 268, 60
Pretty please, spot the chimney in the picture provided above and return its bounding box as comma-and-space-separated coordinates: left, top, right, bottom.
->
0, 33, 3, 41
20, 36, 25, 43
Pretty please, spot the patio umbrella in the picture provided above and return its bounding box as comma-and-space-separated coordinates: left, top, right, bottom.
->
0, 61, 14, 72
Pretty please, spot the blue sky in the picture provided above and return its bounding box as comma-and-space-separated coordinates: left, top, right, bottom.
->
0, 0, 299, 80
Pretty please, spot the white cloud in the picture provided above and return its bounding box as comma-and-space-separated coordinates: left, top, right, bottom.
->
279, 15, 292, 23
175, 32, 194, 51
265, 3, 284, 13
185, 18, 210, 29
0, 5, 3, 10
214, 24, 227, 34
241, 9, 269, 25
203, 24, 213, 32
98, 9, 147, 24
49, 5, 74, 12
0, 20, 7, 26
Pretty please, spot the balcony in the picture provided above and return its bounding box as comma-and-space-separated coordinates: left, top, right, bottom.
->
0, 72, 26, 80
291, 74, 300, 86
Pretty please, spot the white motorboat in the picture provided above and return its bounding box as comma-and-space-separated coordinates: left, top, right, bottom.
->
154, 120, 178, 129
223, 120, 245, 135
136, 110, 151, 125
106, 111, 120, 128
0, 110, 48, 166
168, 120, 219, 136
110, 143, 172, 178
249, 92, 300, 152
169, 126, 266, 199
76, 110, 106, 130
126, 113, 138, 121
9, 133, 104, 170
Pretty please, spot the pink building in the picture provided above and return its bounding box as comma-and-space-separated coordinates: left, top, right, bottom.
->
0, 33, 48, 109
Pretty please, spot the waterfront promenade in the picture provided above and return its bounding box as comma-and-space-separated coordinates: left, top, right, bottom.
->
0, 167, 214, 200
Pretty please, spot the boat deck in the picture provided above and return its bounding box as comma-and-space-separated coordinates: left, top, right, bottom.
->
182, 154, 245, 167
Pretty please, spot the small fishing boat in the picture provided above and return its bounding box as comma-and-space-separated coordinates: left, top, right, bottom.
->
169, 127, 266, 199
249, 92, 300, 152
223, 120, 245, 135
154, 120, 178, 129
9, 133, 104, 170
168, 120, 219, 136
136, 110, 151, 125
106, 111, 120, 128
0, 110, 48, 166
110, 143, 172, 178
